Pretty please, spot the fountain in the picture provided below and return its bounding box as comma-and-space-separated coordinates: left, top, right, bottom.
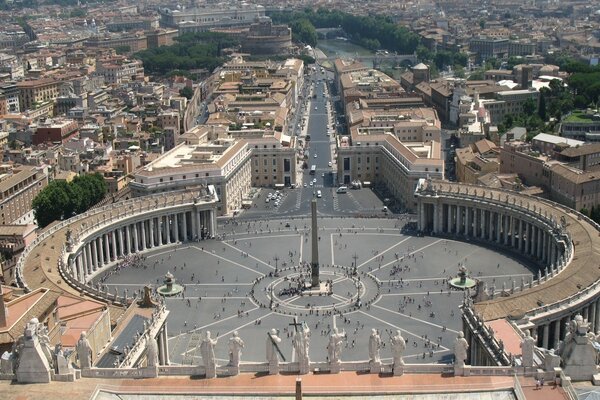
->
449, 264, 477, 290
157, 271, 184, 296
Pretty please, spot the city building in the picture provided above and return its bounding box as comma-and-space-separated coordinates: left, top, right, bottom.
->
0, 166, 48, 225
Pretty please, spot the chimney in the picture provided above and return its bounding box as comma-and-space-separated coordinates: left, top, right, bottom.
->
0, 286, 8, 328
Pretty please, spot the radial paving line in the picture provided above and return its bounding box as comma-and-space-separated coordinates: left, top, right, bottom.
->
357, 236, 414, 269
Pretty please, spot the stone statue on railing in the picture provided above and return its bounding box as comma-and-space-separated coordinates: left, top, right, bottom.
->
266, 328, 282, 375
292, 323, 310, 374
391, 330, 406, 375
453, 331, 469, 369
200, 330, 217, 378
369, 328, 382, 373
76, 332, 92, 369
520, 331, 535, 368
54, 343, 73, 375
228, 331, 244, 374
146, 334, 159, 368
327, 327, 344, 370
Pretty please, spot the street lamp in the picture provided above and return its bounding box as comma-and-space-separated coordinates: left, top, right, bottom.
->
273, 255, 280, 276
352, 253, 359, 276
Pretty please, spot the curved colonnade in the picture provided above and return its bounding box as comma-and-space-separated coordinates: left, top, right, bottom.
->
415, 179, 600, 352
16, 188, 218, 306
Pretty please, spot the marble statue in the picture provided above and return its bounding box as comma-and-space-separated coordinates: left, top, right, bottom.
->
292, 323, 310, 374
146, 335, 159, 368
391, 330, 406, 367
0, 351, 14, 375
266, 328, 282, 374
368, 329, 382, 364
327, 327, 345, 365
76, 331, 92, 369
228, 331, 244, 369
453, 331, 469, 368
520, 331, 535, 368
54, 344, 72, 375
200, 330, 217, 378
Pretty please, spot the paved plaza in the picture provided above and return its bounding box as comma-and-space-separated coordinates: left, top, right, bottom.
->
93, 216, 535, 366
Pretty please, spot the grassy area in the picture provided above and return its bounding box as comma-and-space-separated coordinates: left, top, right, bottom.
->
564, 111, 594, 123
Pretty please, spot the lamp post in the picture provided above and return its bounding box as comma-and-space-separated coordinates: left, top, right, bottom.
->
273, 255, 280, 276
352, 253, 359, 276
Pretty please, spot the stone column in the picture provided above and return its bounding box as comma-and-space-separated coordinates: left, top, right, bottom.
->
158, 216, 163, 246
503, 215, 509, 245
465, 207, 471, 237
456, 205, 463, 235
125, 225, 131, 254
447, 204, 452, 234
488, 211, 494, 241
525, 222, 531, 255
590, 302, 597, 331
196, 210, 202, 239
133, 222, 139, 252
149, 218, 155, 248
542, 231, 548, 263
182, 211, 188, 242
518, 220, 524, 253
91, 239, 98, 271
174, 213, 180, 242
537, 229, 543, 259
553, 320, 561, 350
85, 244, 92, 275
496, 214, 502, 244
111, 231, 117, 261
97, 237, 104, 266
141, 220, 147, 251
510, 216, 516, 248
104, 234, 111, 263
191, 210, 197, 240
77, 253, 85, 282
583, 307, 589, 321
157, 333, 165, 366
118, 228, 124, 257
210, 210, 216, 238
542, 324, 549, 349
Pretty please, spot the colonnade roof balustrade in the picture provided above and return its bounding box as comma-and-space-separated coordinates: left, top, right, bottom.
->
16, 189, 213, 321
419, 180, 600, 322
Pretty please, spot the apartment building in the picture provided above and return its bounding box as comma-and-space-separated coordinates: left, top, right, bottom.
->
455, 139, 499, 184
131, 126, 296, 215
0, 166, 48, 225
159, 4, 265, 32
16, 78, 60, 111
33, 118, 79, 145
338, 107, 444, 211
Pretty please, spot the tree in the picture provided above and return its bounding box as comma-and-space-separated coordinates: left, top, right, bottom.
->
538, 92, 547, 120
179, 86, 194, 100
32, 173, 107, 228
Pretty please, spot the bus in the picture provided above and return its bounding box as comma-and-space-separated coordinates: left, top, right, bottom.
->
310, 165, 316, 175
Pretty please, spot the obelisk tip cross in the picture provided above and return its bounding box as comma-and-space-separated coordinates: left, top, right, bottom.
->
310, 198, 319, 288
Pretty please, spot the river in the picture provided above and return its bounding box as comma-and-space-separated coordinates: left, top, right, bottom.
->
316, 38, 404, 78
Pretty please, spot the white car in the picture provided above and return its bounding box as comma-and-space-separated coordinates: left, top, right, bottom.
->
312, 178, 317, 183
309, 181, 314, 186
328, 162, 332, 167
321, 173, 325, 177
303, 183, 307, 187
265, 198, 270, 203
317, 190, 322, 198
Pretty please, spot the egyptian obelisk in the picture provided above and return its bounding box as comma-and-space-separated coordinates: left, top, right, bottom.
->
310, 198, 319, 287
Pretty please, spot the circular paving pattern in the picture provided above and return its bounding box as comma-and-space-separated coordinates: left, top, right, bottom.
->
251, 265, 380, 314
93, 216, 536, 365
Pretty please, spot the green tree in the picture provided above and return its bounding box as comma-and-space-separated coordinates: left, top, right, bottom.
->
179, 86, 194, 99
538, 92, 547, 120
32, 173, 107, 228
115, 45, 131, 55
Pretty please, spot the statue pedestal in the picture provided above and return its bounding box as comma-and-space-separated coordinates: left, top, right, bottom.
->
393, 364, 404, 376
369, 361, 381, 374
16, 338, 51, 383
228, 365, 240, 376
330, 361, 341, 374
454, 365, 465, 376
299, 361, 310, 375
205, 365, 216, 379
268, 361, 279, 375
